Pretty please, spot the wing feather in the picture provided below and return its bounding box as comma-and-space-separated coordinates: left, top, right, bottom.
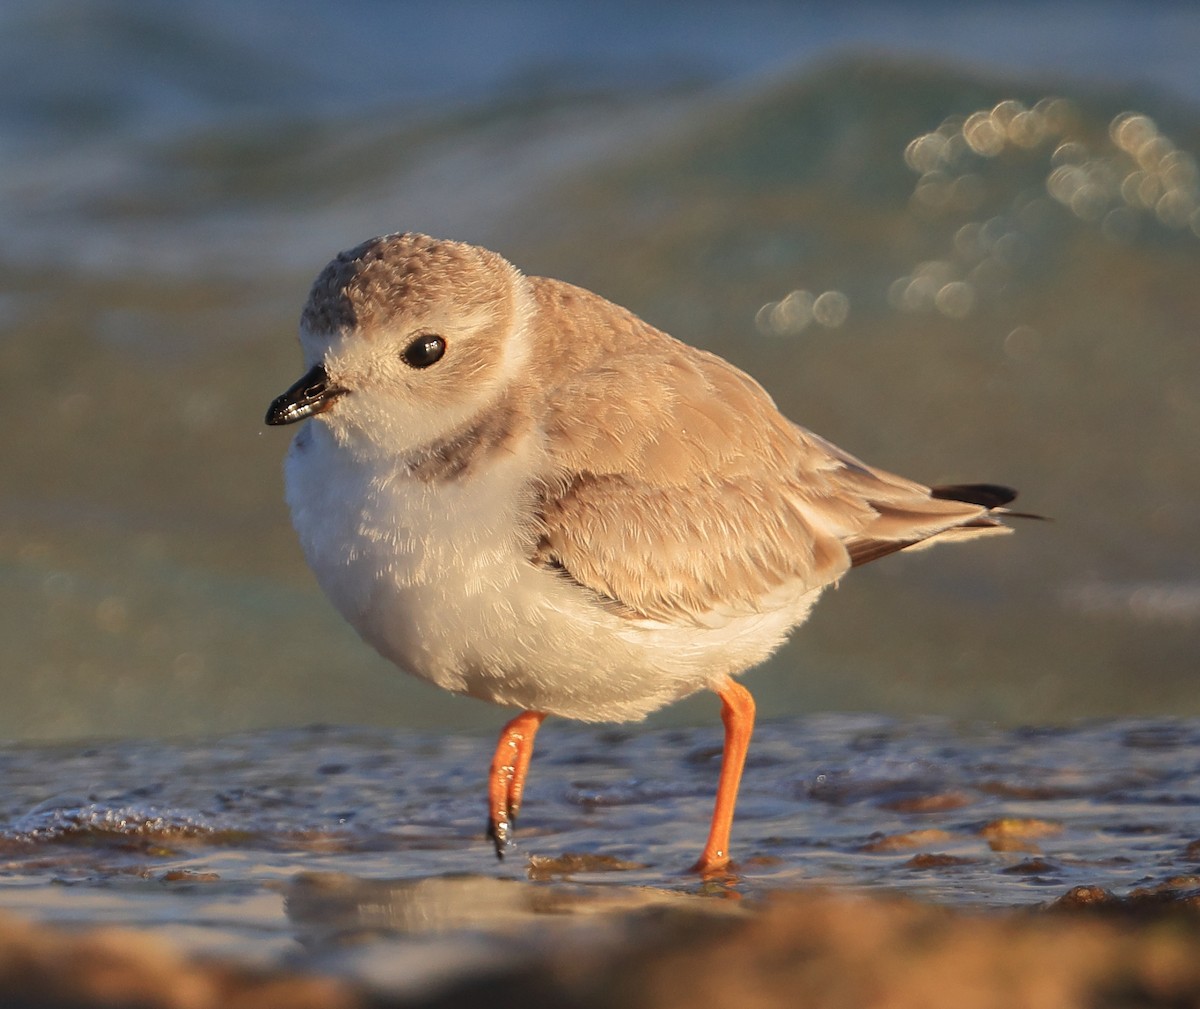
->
523, 278, 1009, 626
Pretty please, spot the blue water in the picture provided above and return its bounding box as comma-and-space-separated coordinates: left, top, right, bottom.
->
6, 1, 1200, 270
8, 2, 1200, 143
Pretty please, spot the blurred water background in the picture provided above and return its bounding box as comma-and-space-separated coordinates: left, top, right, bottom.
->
3, 0, 1199, 742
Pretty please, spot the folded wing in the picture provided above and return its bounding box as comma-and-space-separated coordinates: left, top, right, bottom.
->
526, 279, 1013, 626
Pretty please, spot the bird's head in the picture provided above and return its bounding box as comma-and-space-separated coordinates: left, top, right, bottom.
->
266, 232, 531, 459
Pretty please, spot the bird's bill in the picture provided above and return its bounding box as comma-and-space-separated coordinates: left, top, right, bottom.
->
265, 364, 346, 426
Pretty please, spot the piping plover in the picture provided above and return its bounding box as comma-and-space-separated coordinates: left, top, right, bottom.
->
266, 232, 1025, 873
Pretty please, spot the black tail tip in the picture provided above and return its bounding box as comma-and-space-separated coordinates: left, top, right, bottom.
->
930, 483, 1018, 509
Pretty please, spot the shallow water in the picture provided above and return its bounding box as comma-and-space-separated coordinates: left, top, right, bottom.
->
1, 716, 1197, 991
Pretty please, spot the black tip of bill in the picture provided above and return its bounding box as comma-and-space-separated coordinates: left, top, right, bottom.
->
265, 364, 345, 426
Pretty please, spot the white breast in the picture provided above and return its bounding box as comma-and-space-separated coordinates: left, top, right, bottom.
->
284, 422, 821, 722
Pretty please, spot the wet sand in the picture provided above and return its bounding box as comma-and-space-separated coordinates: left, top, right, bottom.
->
3, 879, 1200, 1008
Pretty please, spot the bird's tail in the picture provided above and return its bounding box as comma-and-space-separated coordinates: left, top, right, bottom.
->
846, 483, 1043, 568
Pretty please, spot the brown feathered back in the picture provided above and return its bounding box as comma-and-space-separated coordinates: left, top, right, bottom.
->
522, 278, 1012, 625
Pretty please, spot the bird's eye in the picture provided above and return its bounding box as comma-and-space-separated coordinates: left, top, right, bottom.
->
401, 334, 446, 369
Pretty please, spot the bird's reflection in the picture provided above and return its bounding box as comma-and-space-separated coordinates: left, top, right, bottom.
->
284, 868, 741, 947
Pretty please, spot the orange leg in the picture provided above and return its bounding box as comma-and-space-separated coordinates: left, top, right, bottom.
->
486, 710, 546, 857
690, 678, 756, 875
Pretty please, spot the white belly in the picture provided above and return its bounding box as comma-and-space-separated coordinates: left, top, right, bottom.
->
284, 423, 820, 722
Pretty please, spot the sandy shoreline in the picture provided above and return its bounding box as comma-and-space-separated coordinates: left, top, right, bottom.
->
3, 881, 1199, 1009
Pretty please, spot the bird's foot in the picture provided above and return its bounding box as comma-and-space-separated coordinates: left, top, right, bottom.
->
487, 811, 514, 859
688, 853, 732, 877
